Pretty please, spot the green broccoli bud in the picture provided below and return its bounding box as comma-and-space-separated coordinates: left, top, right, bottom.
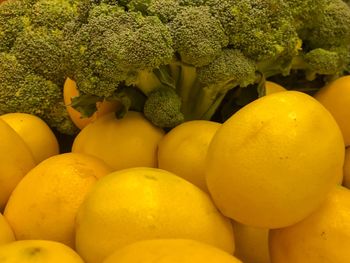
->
12, 27, 67, 86
143, 86, 184, 128
306, 0, 350, 49
168, 5, 229, 67
0, 0, 30, 52
30, 0, 80, 29
206, 0, 299, 64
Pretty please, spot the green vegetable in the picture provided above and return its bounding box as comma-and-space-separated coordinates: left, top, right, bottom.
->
1, 0, 350, 132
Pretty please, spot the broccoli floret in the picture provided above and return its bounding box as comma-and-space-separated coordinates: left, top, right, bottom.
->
30, 0, 80, 29
11, 27, 68, 86
143, 86, 184, 128
168, 6, 229, 67
0, 0, 30, 52
181, 49, 257, 119
287, 0, 350, 79
284, 0, 321, 34
0, 53, 77, 134
127, 0, 181, 22
66, 3, 174, 98
306, 0, 350, 49
206, 0, 300, 66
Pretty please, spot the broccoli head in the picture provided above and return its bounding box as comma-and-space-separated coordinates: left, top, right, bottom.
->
206, 0, 300, 66
168, 5, 229, 67
0, 53, 77, 134
66, 3, 174, 98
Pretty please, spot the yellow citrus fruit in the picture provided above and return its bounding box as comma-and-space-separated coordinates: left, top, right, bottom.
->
264, 81, 287, 95
0, 240, 84, 263
0, 113, 59, 164
0, 118, 36, 211
206, 91, 345, 228
314, 75, 350, 146
232, 221, 270, 263
269, 185, 350, 263
158, 120, 221, 192
343, 147, 350, 188
103, 239, 242, 263
63, 78, 120, 130
0, 213, 15, 246
72, 111, 165, 170
4, 153, 112, 248
75, 167, 234, 263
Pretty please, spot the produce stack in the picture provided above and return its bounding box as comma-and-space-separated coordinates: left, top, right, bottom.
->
1, 0, 350, 262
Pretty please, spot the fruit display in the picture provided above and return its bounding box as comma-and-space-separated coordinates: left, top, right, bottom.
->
1, 0, 350, 262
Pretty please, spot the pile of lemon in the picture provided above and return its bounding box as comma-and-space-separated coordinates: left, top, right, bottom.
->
0, 76, 350, 263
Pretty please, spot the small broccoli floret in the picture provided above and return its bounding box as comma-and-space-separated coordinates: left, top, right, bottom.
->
0, 0, 30, 52
304, 49, 345, 75
0, 52, 77, 134
143, 86, 184, 128
291, 47, 350, 80
168, 5, 229, 67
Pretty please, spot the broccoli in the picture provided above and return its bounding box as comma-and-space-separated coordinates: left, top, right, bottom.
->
2, 0, 350, 132
143, 86, 184, 128
0, 0, 79, 134
287, 0, 350, 80
64, 0, 260, 127
0, 53, 78, 135
0, 0, 30, 52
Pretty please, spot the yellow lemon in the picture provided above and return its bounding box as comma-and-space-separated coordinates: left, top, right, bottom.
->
0, 213, 15, 246
0, 240, 84, 262
75, 167, 234, 263
158, 120, 221, 192
63, 78, 120, 130
264, 81, 287, 95
103, 239, 242, 263
0, 118, 36, 211
72, 111, 165, 170
233, 221, 270, 263
4, 153, 112, 248
314, 75, 350, 146
206, 91, 345, 228
269, 185, 350, 263
342, 147, 350, 188
1, 113, 59, 164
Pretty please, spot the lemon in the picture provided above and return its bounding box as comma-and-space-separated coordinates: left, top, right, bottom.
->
0, 118, 36, 211
1, 113, 59, 164
103, 239, 242, 263
0, 213, 15, 246
343, 147, 350, 188
233, 221, 270, 263
206, 91, 345, 228
75, 167, 234, 263
63, 78, 120, 130
72, 111, 165, 170
4, 153, 112, 248
314, 75, 350, 146
264, 81, 287, 95
0, 240, 84, 262
158, 120, 221, 192
269, 185, 350, 262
